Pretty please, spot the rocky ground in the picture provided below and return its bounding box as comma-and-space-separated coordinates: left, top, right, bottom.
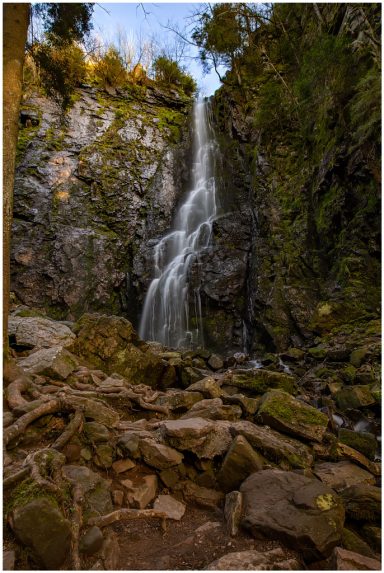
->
3, 309, 381, 570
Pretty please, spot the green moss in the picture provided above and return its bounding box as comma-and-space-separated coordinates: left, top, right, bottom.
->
230, 370, 297, 395
5, 478, 59, 514
338, 428, 377, 460
260, 390, 328, 427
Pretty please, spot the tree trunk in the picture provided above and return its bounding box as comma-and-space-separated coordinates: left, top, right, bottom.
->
2, 3, 30, 357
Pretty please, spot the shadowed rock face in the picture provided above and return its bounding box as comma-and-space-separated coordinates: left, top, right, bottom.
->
12, 86, 192, 324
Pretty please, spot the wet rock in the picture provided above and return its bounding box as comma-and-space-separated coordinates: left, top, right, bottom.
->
330, 547, 381, 570
206, 548, 301, 570
340, 484, 381, 522
208, 354, 224, 370
8, 316, 75, 349
240, 469, 345, 561
112, 459, 135, 474
62, 465, 113, 519
223, 369, 297, 395
160, 417, 232, 459
9, 498, 71, 569
338, 428, 377, 460
71, 314, 165, 388
313, 461, 376, 491
18, 345, 78, 380
341, 528, 377, 558
155, 390, 203, 412
178, 480, 224, 508
140, 438, 184, 469
84, 422, 110, 443
334, 385, 375, 411
224, 491, 243, 536
218, 435, 264, 492
258, 390, 329, 443
153, 495, 186, 520
232, 420, 314, 469
80, 526, 104, 555
122, 475, 158, 509
185, 376, 222, 398
181, 398, 242, 421
3, 550, 15, 570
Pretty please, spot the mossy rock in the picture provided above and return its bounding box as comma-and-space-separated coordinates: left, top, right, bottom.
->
338, 429, 377, 461
258, 390, 329, 443
334, 385, 375, 411
341, 528, 377, 558
227, 369, 298, 396
350, 347, 370, 368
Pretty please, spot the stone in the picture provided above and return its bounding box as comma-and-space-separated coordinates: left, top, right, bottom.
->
334, 385, 375, 411
62, 465, 113, 519
207, 354, 224, 370
350, 347, 369, 368
101, 531, 120, 570
9, 498, 71, 569
18, 346, 78, 380
330, 547, 381, 570
232, 420, 314, 469
280, 347, 305, 361
94, 444, 114, 468
206, 548, 301, 570
160, 417, 232, 459
63, 443, 82, 462
153, 495, 186, 520
122, 475, 158, 509
155, 390, 203, 412
361, 525, 381, 553
181, 398, 242, 421
185, 376, 222, 398
222, 393, 260, 415
83, 421, 110, 443
258, 390, 328, 443
341, 528, 377, 558
223, 368, 297, 395
70, 313, 165, 388
112, 490, 124, 506
112, 459, 135, 474
224, 491, 243, 536
338, 428, 377, 460
179, 480, 224, 508
335, 442, 380, 476
180, 366, 205, 387
8, 316, 75, 349
340, 484, 381, 522
240, 469, 345, 561
3, 550, 15, 570
140, 438, 184, 469
67, 396, 119, 426
313, 461, 376, 491
79, 526, 104, 555
218, 435, 264, 492
159, 468, 181, 489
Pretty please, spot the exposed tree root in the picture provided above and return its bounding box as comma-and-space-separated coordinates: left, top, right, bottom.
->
52, 409, 84, 450
70, 483, 83, 570
5, 377, 31, 410
4, 398, 63, 447
3, 468, 29, 489
88, 508, 168, 528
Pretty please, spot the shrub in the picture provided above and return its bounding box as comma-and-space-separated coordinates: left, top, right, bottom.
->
153, 56, 197, 96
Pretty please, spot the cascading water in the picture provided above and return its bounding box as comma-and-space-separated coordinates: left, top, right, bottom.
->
139, 98, 219, 347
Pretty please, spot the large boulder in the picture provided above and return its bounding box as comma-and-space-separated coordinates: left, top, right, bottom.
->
217, 435, 264, 492
139, 438, 184, 470
8, 498, 71, 569
240, 469, 345, 561
8, 316, 75, 349
181, 398, 242, 421
70, 314, 166, 387
330, 547, 382, 571
18, 346, 78, 380
62, 465, 113, 520
313, 461, 376, 491
206, 548, 301, 570
159, 418, 232, 459
222, 368, 298, 395
340, 484, 381, 522
258, 390, 329, 443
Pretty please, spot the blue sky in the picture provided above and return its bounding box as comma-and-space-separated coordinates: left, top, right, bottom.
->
92, 2, 224, 95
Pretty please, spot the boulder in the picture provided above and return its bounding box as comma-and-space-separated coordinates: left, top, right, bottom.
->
223, 369, 297, 395
94, 444, 114, 468
9, 498, 71, 569
112, 459, 135, 474
232, 420, 313, 469
178, 480, 224, 508
140, 438, 184, 469
160, 417, 232, 459
185, 376, 222, 398
341, 528, 377, 559
240, 469, 345, 561
8, 316, 75, 349
66, 396, 119, 426
224, 491, 243, 536
206, 548, 301, 570
340, 484, 381, 522
62, 465, 113, 520
155, 390, 203, 412
180, 366, 205, 387
122, 475, 158, 509
79, 526, 104, 555
117, 429, 153, 458
361, 525, 381, 553
338, 429, 377, 460
258, 390, 328, 443
181, 398, 242, 421
153, 495, 186, 520
83, 421, 110, 443
330, 547, 381, 570
313, 461, 376, 491
222, 394, 260, 415
70, 313, 165, 387
217, 435, 264, 492
334, 385, 375, 411
18, 346, 78, 380
207, 354, 224, 370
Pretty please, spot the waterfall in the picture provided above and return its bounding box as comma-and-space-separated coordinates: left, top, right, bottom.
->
139, 98, 219, 347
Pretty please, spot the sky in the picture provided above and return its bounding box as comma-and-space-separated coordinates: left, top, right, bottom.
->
92, 2, 224, 95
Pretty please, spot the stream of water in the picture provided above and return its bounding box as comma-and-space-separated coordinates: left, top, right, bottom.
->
139, 99, 220, 347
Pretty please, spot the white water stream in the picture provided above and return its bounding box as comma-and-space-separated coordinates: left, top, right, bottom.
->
139, 99, 219, 347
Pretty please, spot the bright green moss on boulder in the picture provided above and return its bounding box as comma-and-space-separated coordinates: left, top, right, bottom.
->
226, 369, 298, 396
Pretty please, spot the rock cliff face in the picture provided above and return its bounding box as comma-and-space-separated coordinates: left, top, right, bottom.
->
12, 85, 193, 324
